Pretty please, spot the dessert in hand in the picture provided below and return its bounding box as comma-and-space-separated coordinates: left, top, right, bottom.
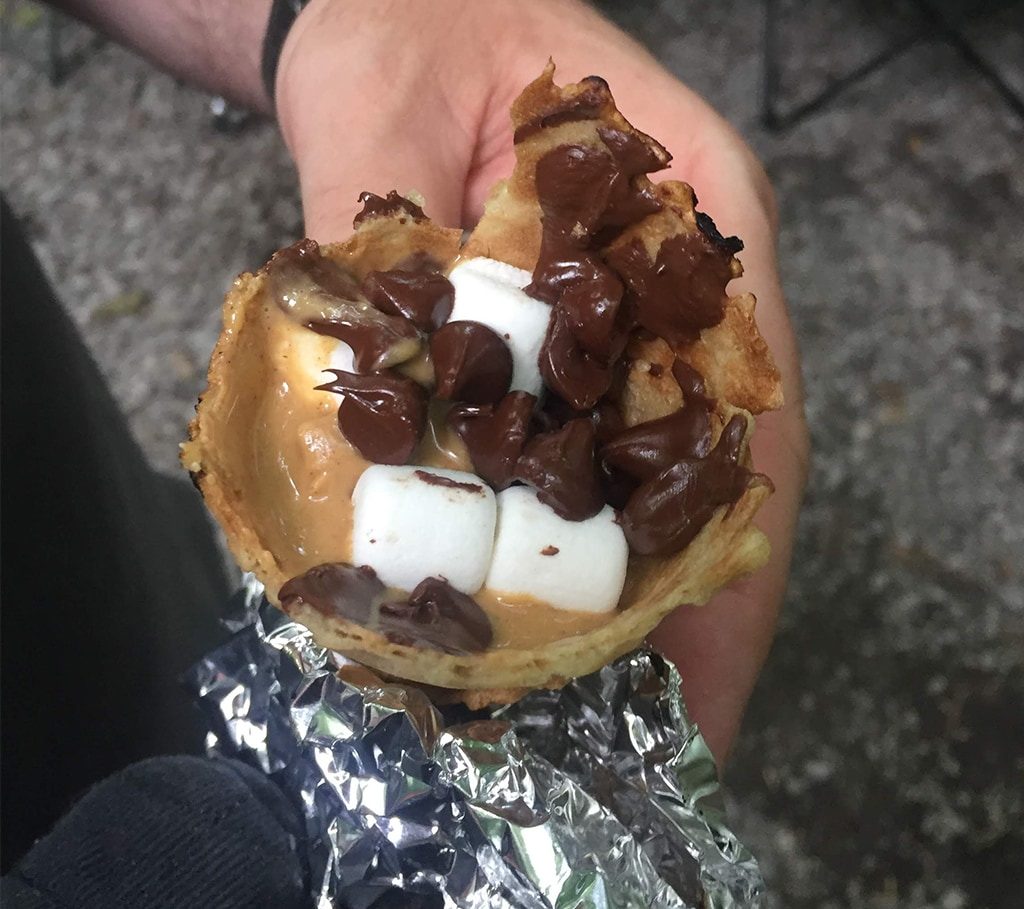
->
182, 65, 782, 704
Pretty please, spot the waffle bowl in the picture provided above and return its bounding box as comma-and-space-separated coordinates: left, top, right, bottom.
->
182, 64, 782, 706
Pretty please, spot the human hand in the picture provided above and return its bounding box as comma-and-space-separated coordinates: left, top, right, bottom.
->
275, 0, 809, 764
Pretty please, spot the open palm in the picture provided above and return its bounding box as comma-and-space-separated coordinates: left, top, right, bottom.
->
276, 0, 808, 763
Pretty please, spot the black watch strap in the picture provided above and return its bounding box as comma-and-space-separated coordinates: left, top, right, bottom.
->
261, 0, 313, 103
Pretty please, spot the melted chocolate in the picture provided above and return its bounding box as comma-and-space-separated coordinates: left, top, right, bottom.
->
540, 396, 624, 445
601, 406, 712, 481
362, 264, 454, 332
595, 127, 666, 230
268, 239, 422, 373
598, 366, 712, 483
317, 369, 427, 465
558, 264, 629, 361
605, 231, 735, 344
621, 415, 757, 555
524, 127, 666, 402
279, 563, 384, 624
430, 321, 513, 406
448, 391, 536, 489
515, 418, 603, 521
671, 359, 715, 406
592, 399, 627, 444
413, 469, 484, 494
598, 460, 638, 511
379, 578, 493, 654
538, 308, 614, 411
280, 566, 492, 654
512, 76, 610, 144
532, 144, 620, 239
269, 239, 362, 299
353, 190, 427, 227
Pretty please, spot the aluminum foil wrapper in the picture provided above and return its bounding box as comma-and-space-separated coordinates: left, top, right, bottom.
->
186, 577, 764, 908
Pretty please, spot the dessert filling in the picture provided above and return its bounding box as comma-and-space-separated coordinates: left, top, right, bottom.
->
262, 124, 766, 652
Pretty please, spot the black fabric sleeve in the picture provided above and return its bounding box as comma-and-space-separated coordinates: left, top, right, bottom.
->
1, 199, 230, 864
1, 756, 309, 909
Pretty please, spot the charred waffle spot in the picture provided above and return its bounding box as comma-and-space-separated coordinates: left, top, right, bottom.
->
695, 210, 744, 255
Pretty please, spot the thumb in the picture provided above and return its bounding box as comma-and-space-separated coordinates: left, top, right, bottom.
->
286, 105, 471, 242
273, 5, 478, 241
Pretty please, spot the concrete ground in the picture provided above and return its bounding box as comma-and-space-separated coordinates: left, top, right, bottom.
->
2, 1, 1021, 906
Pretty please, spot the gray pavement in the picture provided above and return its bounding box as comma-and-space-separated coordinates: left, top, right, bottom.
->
2, 1, 1022, 905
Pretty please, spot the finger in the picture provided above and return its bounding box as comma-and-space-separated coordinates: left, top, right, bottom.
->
274, 1, 485, 241
297, 121, 469, 243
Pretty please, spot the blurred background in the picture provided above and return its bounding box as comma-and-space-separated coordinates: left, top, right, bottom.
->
2, 0, 1021, 905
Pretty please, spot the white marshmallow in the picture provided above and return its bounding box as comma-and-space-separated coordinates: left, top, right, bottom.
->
485, 487, 628, 614
352, 465, 496, 594
284, 322, 354, 402
447, 257, 551, 397
326, 341, 355, 375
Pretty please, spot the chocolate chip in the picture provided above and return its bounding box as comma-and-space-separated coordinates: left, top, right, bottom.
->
538, 307, 614, 411
601, 405, 712, 482
362, 266, 454, 332
379, 578, 492, 654
606, 232, 733, 344
279, 563, 384, 624
621, 416, 760, 555
267, 239, 422, 373
448, 391, 536, 490
430, 321, 513, 406
317, 369, 427, 465
515, 418, 603, 521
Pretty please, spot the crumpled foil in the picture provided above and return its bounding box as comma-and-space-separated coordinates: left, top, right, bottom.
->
186, 576, 764, 908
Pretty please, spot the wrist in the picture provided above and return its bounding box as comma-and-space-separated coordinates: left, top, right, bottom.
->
197, 0, 274, 113
273, 0, 339, 156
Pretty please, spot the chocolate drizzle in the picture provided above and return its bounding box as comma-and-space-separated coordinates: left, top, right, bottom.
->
431, 321, 513, 406
449, 391, 536, 490
353, 190, 427, 227
512, 76, 611, 144
515, 418, 603, 521
317, 369, 427, 465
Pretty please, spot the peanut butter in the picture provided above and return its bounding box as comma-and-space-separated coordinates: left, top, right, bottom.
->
474, 590, 612, 649
243, 296, 614, 650
214, 300, 366, 577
